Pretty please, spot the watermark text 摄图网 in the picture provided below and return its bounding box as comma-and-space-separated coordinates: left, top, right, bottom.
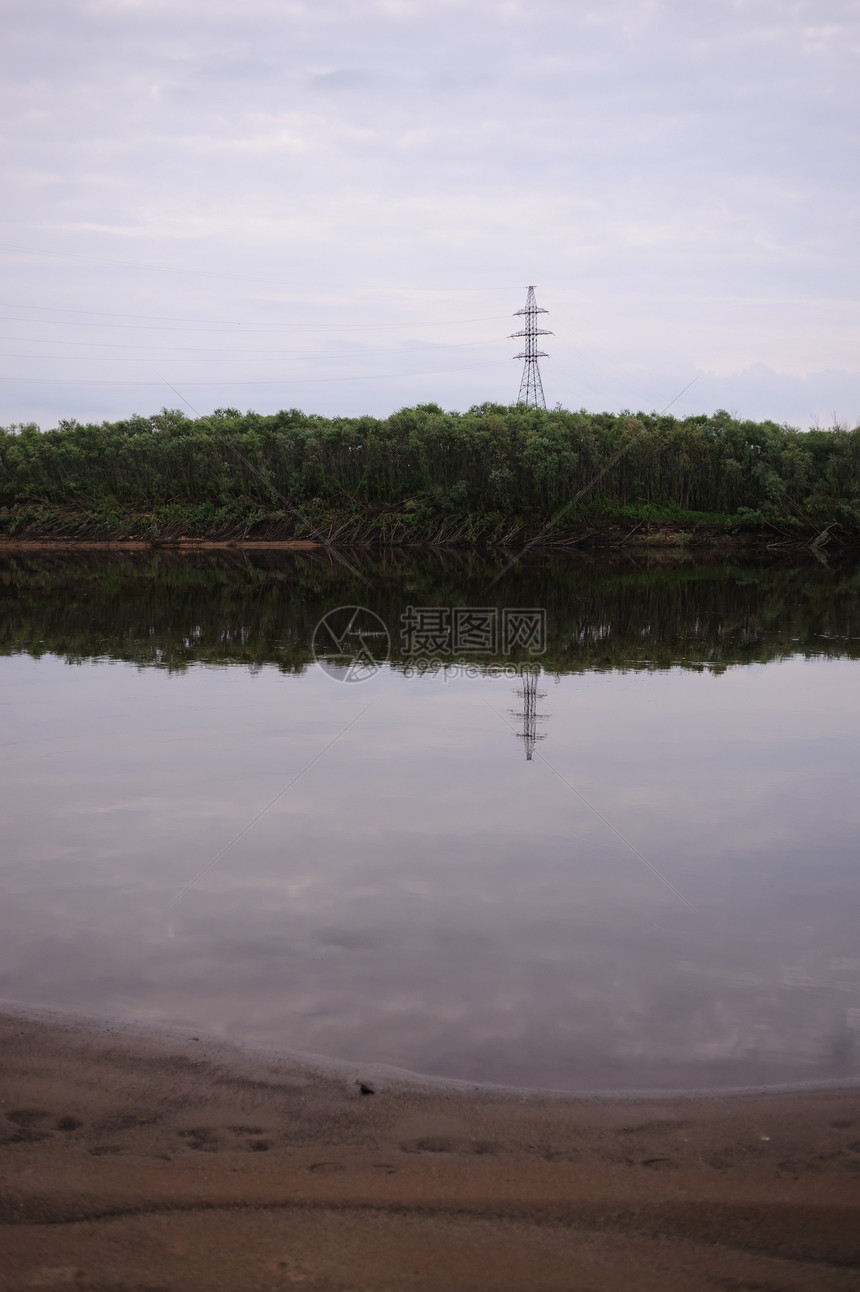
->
401, 606, 545, 658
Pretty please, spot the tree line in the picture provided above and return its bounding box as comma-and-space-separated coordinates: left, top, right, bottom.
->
2, 403, 859, 540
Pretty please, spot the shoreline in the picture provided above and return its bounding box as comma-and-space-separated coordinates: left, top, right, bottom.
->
0, 535, 830, 555
0, 519, 844, 555
0, 538, 326, 552
2, 1005, 859, 1289
4, 999, 860, 1105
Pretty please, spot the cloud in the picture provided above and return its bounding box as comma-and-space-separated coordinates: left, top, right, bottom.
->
1, 0, 858, 425
3, 653, 860, 1088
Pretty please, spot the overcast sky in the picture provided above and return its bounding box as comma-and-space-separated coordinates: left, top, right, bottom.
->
2, 0, 858, 428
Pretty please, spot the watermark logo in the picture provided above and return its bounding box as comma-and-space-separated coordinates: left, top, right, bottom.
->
312, 605, 391, 682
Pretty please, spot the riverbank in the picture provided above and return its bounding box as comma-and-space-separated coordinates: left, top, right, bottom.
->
1, 1007, 858, 1291
0, 516, 849, 551
0, 538, 324, 552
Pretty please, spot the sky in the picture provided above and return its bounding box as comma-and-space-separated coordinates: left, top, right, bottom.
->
1, 0, 859, 429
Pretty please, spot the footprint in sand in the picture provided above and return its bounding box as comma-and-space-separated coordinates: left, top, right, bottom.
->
1, 1110, 56, 1145
4, 1110, 94, 1142
399, 1137, 501, 1155
177, 1125, 272, 1153
6, 1109, 50, 1127
55, 1116, 83, 1132
177, 1127, 224, 1153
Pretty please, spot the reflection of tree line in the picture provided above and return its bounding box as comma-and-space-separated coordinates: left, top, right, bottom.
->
1, 551, 859, 674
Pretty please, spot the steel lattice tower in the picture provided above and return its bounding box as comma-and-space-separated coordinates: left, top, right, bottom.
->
511, 285, 552, 409
509, 671, 549, 761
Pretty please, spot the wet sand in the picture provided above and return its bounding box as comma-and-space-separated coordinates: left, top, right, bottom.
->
1, 1007, 859, 1291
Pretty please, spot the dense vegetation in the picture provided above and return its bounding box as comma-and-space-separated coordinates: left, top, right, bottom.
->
2, 404, 860, 542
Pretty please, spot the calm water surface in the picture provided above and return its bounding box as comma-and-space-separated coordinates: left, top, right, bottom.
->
1, 552, 859, 1091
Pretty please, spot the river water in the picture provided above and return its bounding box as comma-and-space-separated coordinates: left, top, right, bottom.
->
1, 550, 859, 1091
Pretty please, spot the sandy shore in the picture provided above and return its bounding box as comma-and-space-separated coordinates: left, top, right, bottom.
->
1, 1007, 858, 1291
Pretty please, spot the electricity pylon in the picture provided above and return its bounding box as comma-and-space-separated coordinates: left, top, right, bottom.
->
511, 285, 552, 409
509, 671, 549, 761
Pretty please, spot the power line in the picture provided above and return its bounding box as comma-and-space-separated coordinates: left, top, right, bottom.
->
0, 336, 498, 360
0, 303, 248, 325
0, 244, 522, 294
0, 243, 331, 284
0, 359, 510, 388
0, 307, 509, 335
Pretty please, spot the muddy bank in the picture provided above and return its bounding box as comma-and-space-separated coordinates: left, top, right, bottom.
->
0, 517, 844, 552
0, 538, 323, 551
1, 1007, 858, 1290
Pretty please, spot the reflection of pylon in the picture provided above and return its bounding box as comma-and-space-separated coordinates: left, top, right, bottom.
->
509, 670, 549, 761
